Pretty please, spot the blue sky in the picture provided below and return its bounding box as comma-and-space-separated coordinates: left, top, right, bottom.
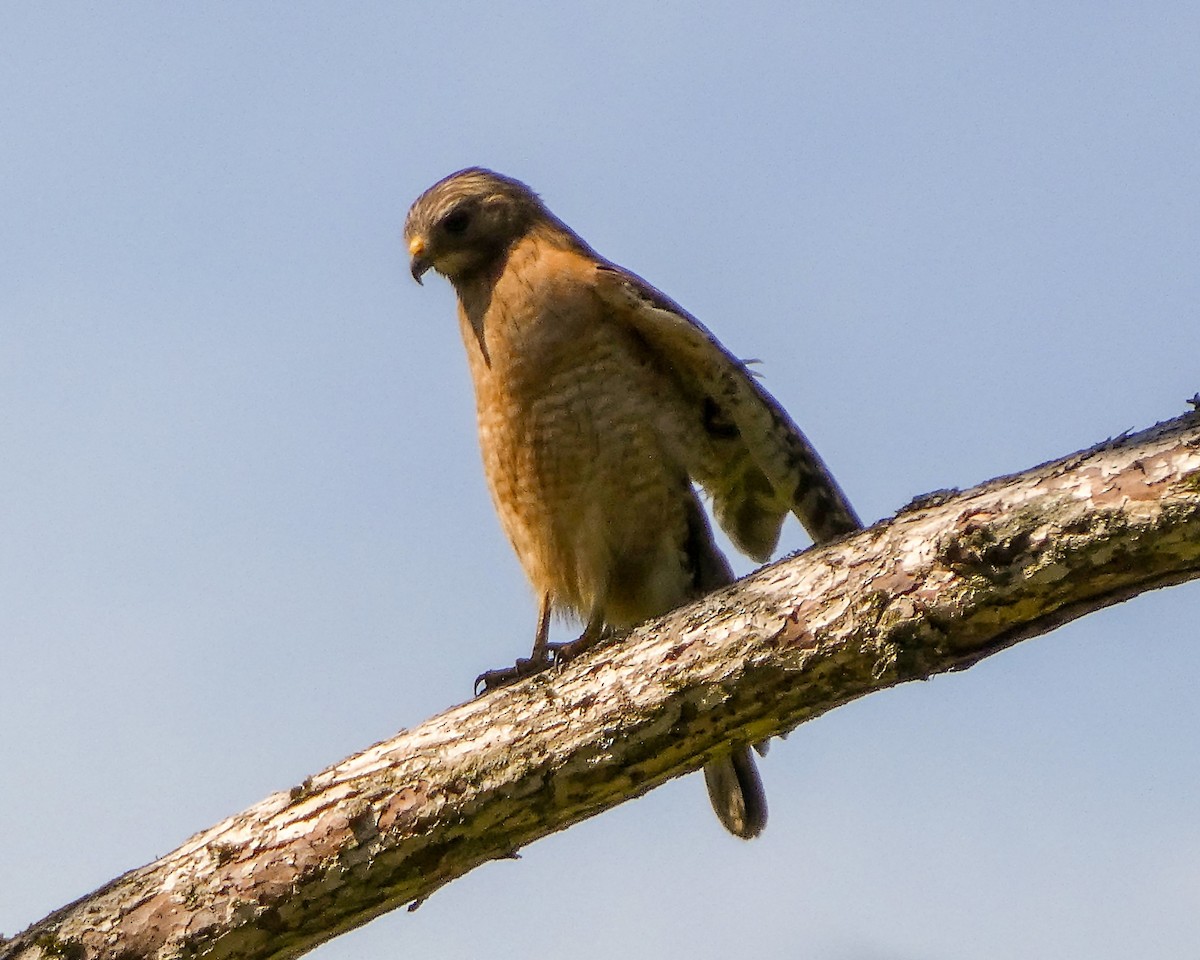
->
2, 4, 1198, 958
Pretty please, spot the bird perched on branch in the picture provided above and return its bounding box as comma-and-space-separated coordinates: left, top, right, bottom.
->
404, 168, 861, 839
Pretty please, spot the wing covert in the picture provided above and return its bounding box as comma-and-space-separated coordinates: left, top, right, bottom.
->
593, 262, 862, 557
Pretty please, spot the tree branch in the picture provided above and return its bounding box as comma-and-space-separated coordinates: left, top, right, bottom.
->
6, 410, 1200, 960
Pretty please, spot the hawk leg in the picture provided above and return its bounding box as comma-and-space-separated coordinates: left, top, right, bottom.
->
474, 595, 553, 694
474, 602, 610, 694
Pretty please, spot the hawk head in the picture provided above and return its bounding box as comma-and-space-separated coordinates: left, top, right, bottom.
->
404, 168, 545, 286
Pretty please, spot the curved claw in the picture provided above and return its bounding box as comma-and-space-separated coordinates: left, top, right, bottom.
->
472, 624, 613, 696
473, 656, 552, 695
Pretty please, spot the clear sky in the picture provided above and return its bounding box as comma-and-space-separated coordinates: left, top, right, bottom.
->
2, 4, 1198, 958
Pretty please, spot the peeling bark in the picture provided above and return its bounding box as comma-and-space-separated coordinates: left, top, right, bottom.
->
4, 411, 1200, 960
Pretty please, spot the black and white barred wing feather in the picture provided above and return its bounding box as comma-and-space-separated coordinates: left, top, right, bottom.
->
594, 262, 862, 560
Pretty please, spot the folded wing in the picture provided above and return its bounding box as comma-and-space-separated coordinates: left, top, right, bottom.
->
594, 262, 862, 560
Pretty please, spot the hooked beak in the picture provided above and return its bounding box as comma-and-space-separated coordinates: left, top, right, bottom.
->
408, 236, 432, 285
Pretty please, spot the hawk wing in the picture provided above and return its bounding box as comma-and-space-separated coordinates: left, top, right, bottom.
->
593, 262, 862, 561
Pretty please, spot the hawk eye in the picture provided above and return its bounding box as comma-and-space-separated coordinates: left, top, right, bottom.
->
441, 208, 472, 235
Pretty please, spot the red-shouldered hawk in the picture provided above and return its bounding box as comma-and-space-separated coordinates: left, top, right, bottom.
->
404, 168, 861, 839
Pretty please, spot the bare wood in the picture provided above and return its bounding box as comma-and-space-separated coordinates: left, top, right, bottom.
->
5, 411, 1200, 960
